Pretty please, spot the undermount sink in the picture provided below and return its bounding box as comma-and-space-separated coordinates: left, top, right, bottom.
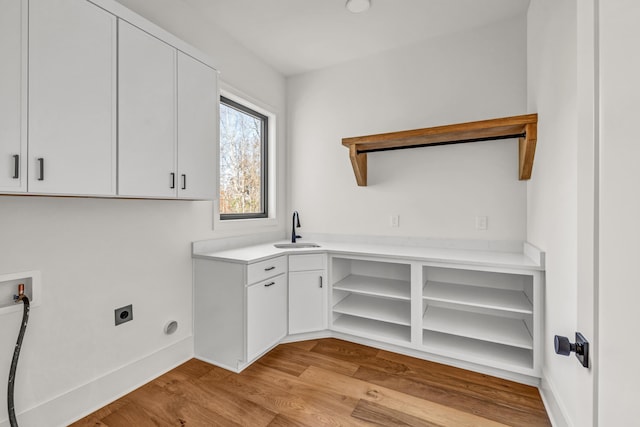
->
274, 243, 321, 249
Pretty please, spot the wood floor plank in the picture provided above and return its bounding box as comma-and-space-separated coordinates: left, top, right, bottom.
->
267, 414, 314, 427
72, 339, 550, 426
378, 349, 542, 398
375, 349, 547, 413
351, 399, 443, 427
279, 339, 319, 351
299, 365, 509, 427
98, 402, 161, 427
310, 338, 409, 374
208, 363, 370, 426
124, 382, 242, 426
354, 365, 550, 426
160, 369, 277, 426
257, 344, 360, 377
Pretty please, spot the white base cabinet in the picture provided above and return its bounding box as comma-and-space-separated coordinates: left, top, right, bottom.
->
194, 256, 287, 372
193, 242, 543, 382
288, 254, 327, 335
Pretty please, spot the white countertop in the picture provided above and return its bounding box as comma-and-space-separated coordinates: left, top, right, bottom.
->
192, 239, 544, 271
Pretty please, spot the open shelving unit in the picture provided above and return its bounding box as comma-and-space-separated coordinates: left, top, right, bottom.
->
328, 253, 542, 378
331, 257, 411, 345
341, 114, 538, 186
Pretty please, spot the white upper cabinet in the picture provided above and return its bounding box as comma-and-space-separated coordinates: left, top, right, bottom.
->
118, 20, 177, 198
0, 0, 26, 192
28, 0, 116, 195
119, 23, 218, 200
177, 52, 218, 200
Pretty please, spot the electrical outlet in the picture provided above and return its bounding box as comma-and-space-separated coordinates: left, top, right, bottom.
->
114, 304, 133, 326
475, 216, 488, 231
390, 215, 400, 227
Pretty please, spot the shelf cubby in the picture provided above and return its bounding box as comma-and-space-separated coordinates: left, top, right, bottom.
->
333, 294, 410, 326
422, 330, 533, 371
423, 306, 532, 349
423, 281, 532, 314
333, 275, 410, 300
333, 314, 411, 344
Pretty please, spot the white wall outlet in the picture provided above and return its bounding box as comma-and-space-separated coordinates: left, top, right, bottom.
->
390, 215, 400, 227
475, 216, 488, 231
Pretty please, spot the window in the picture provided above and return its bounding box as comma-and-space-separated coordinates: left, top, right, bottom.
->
219, 96, 268, 219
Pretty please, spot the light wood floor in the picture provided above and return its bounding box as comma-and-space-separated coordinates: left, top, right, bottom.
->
70, 338, 551, 426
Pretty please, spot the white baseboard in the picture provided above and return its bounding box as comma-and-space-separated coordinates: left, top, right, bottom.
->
0, 337, 194, 427
539, 371, 572, 427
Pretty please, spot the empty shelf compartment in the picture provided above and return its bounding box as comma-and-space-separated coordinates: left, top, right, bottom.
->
333, 293, 410, 326
423, 306, 532, 349
423, 281, 532, 314
422, 330, 533, 371
333, 314, 411, 343
333, 275, 410, 300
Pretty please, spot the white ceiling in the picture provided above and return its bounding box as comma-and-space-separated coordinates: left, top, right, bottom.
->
179, 0, 531, 76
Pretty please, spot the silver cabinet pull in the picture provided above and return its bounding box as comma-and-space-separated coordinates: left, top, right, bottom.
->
181, 174, 186, 190
264, 266, 275, 271
12, 155, 19, 179
170, 172, 175, 189
37, 158, 44, 181
319, 276, 323, 288
264, 281, 275, 287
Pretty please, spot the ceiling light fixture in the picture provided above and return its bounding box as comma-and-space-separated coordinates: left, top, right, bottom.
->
346, 0, 371, 14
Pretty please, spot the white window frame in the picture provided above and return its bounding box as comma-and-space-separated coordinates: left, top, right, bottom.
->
213, 85, 278, 232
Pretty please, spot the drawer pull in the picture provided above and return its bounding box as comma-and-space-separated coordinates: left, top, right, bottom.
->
264, 266, 276, 271
264, 281, 276, 287
319, 276, 323, 288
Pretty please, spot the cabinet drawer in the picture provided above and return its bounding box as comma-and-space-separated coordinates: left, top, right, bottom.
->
289, 254, 325, 272
247, 255, 286, 284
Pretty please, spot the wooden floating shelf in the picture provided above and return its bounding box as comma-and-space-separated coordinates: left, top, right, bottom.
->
342, 114, 538, 186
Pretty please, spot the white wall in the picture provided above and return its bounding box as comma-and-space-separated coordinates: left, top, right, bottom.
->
0, 0, 286, 425
598, 1, 640, 424
287, 17, 528, 241
526, 0, 578, 425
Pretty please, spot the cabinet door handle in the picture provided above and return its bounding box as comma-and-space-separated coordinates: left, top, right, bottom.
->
319, 276, 323, 288
264, 266, 275, 271
264, 281, 275, 287
12, 155, 19, 179
37, 158, 44, 181
170, 172, 175, 189
181, 174, 186, 190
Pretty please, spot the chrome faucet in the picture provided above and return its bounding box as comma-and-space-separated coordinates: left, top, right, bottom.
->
291, 211, 301, 243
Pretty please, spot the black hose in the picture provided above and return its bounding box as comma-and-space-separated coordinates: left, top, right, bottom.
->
7, 296, 29, 427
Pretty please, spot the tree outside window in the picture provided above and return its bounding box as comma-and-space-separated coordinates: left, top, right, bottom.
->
219, 96, 268, 219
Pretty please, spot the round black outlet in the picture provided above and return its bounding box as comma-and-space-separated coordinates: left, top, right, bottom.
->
120, 310, 129, 320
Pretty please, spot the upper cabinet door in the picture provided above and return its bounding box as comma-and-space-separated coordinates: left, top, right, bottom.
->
177, 52, 218, 200
0, 0, 26, 192
118, 20, 177, 198
28, 0, 116, 195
